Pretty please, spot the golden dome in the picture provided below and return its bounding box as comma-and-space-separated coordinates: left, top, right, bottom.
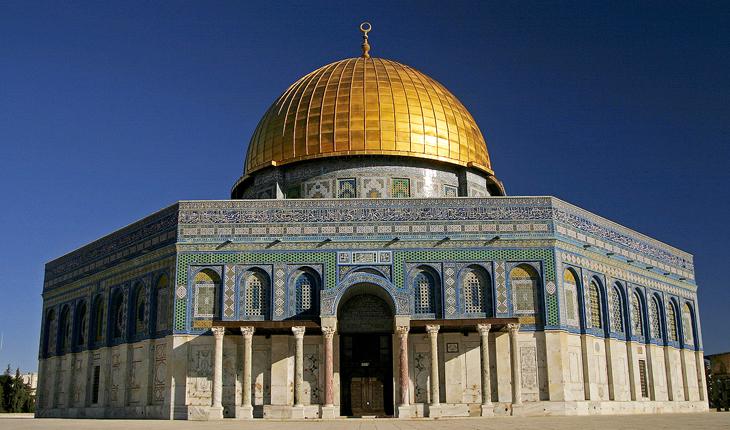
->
243, 57, 495, 177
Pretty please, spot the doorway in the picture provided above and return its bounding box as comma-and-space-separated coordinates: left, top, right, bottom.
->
337, 291, 395, 417
340, 333, 393, 416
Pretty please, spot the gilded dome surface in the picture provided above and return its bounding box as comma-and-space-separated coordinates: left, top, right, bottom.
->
243, 57, 494, 176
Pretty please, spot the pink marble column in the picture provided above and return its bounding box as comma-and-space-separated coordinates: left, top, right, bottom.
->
322, 326, 336, 407
396, 325, 411, 418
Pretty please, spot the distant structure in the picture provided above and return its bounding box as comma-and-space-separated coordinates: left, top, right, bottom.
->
36, 24, 708, 420
20, 373, 38, 397
706, 352, 730, 411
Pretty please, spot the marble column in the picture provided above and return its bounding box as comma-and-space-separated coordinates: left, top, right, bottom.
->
210, 327, 225, 420
396, 325, 411, 419
426, 324, 442, 418
239, 326, 255, 419
477, 323, 493, 417
291, 326, 306, 419
321, 326, 336, 419
508, 323, 524, 416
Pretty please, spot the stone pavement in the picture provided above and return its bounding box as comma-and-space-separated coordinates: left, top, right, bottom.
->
0, 412, 728, 430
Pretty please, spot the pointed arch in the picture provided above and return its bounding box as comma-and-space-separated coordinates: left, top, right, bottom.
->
460, 264, 491, 316
563, 267, 581, 329
240, 268, 270, 318
73, 300, 88, 351
611, 283, 625, 334
90, 294, 105, 346
649, 294, 664, 341
666, 299, 679, 342
509, 263, 541, 323
109, 288, 125, 341
630, 290, 645, 338
410, 265, 440, 317
192, 268, 222, 319
682, 302, 697, 348
588, 279, 604, 331
42, 308, 56, 357
290, 266, 320, 317
58, 304, 71, 354
130, 281, 146, 338
151, 272, 170, 335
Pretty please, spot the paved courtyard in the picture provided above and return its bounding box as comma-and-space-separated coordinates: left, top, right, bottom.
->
1, 412, 729, 430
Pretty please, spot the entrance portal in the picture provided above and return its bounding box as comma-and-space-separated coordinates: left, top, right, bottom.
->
338, 293, 394, 416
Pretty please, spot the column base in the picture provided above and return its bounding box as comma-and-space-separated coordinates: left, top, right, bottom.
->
321, 404, 336, 419
208, 406, 224, 420
427, 404, 442, 418
397, 405, 411, 419
480, 402, 494, 417
236, 405, 253, 419
511, 403, 525, 417
291, 404, 305, 419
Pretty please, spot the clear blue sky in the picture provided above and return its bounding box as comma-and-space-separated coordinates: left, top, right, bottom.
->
1, 1, 728, 373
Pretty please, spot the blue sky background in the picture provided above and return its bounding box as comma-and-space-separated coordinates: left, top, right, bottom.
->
1, 1, 728, 373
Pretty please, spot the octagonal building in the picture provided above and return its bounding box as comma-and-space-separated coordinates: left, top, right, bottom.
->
36, 27, 708, 420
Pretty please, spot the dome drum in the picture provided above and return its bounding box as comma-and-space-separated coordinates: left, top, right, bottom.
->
231, 156, 504, 200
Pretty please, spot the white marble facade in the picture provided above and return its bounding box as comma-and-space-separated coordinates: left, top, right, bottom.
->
36, 325, 708, 419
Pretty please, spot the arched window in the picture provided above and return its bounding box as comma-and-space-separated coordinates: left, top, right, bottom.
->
43, 309, 56, 357
131, 282, 146, 337
193, 269, 221, 318
152, 273, 169, 334
612, 286, 624, 333
293, 271, 317, 315
588, 281, 602, 330
413, 270, 436, 314
243, 270, 269, 317
510, 264, 541, 319
682, 303, 695, 347
666, 301, 678, 342
109, 289, 125, 341
74, 301, 87, 350
58, 305, 71, 353
462, 266, 490, 315
193, 269, 222, 319
91, 295, 105, 345
563, 269, 580, 328
649, 296, 662, 340
631, 291, 644, 337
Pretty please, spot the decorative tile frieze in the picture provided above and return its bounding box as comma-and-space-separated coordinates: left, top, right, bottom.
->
175, 198, 692, 275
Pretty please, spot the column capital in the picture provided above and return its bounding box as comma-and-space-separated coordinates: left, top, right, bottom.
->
292, 326, 306, 339
211, 326, 225, 339
240, 326, 255, 339
476, 323, 492, 336
507, 322, 520, 334
396, 325, 410, 337
425, 324, 440, 337
322, 326, 336, 338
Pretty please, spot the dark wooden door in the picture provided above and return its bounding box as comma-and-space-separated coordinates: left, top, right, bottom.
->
350, 376, 385, 416
340, 333, 393, 416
